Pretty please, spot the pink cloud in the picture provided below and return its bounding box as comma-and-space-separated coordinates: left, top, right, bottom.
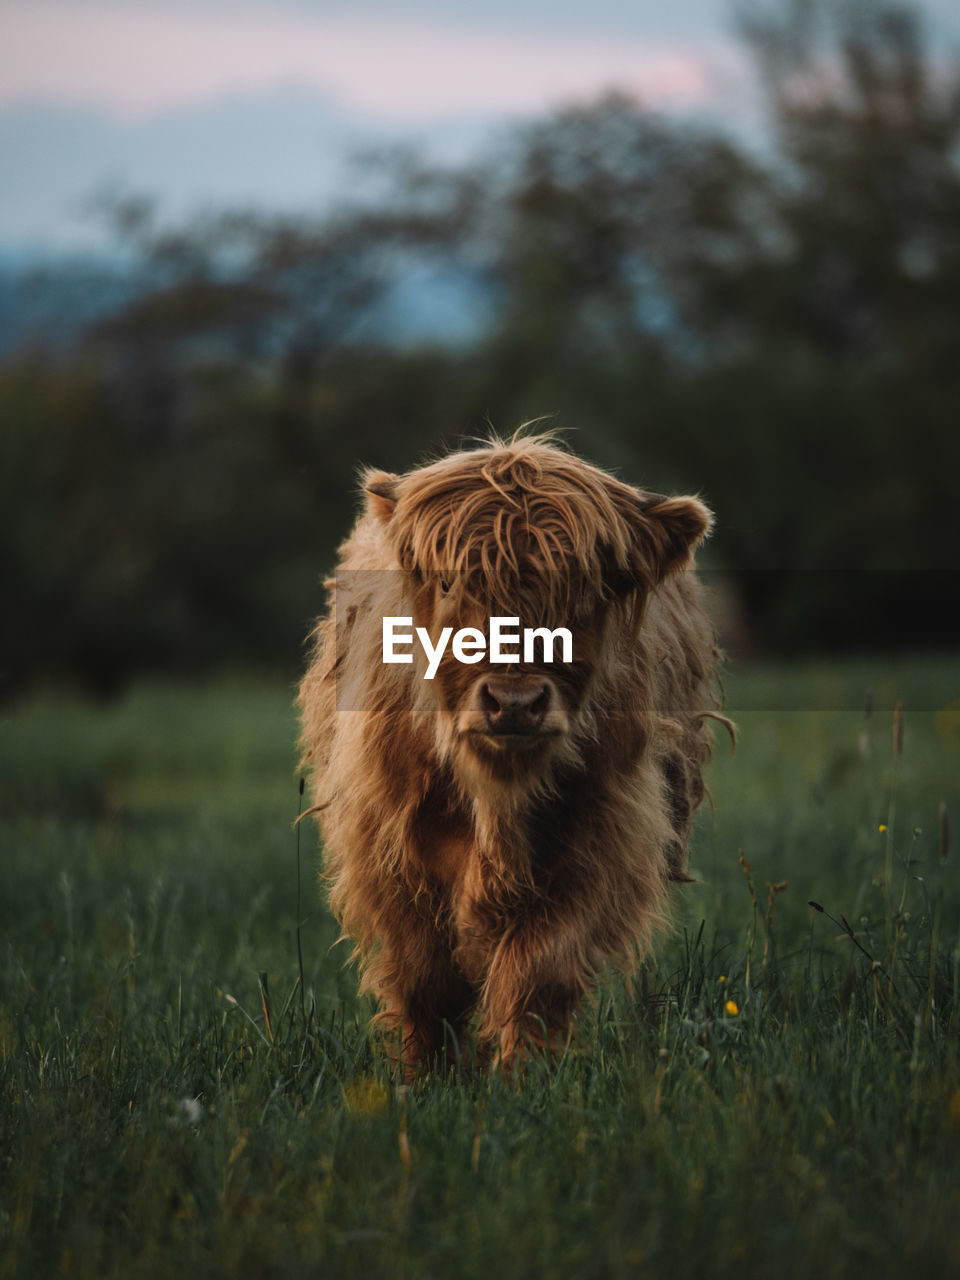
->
0, 3, 733, 120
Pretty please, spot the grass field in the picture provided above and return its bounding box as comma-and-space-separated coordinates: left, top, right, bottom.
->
2, 657, 960, 1279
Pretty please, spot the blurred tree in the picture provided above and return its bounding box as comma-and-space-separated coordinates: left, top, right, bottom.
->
680, 0, 960, 641
356, 4, 960, 653
718, 0, 960, 368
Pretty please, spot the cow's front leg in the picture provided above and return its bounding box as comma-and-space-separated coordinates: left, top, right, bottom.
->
368, 932, 477, 1080
476, 921, 595, 1072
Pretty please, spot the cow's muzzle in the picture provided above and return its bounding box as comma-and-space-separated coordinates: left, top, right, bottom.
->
477, 676, 555, 736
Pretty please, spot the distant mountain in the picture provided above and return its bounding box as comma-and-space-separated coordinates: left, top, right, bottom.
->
0, 249, 142, 354
0, 87, 500, 248
0, 247, 496, 357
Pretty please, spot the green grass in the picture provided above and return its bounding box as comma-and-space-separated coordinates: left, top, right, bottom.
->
2, 659, 960, 1279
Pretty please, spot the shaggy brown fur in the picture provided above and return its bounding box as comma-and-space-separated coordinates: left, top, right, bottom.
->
298, 434, 726, 1074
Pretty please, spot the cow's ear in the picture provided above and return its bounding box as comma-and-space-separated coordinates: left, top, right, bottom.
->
632, 491, 713, 586
364, 470, 399, 522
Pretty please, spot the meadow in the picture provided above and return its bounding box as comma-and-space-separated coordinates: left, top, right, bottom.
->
1, 656, 959, 1279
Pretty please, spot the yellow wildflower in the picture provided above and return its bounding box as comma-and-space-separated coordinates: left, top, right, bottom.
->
343, 1076, 390, 1116
725, 1000, 739, 1016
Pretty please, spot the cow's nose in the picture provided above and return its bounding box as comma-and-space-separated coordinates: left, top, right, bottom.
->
480, 679, 552, 733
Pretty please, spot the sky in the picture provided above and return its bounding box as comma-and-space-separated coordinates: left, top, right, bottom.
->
1, 0, 957, 250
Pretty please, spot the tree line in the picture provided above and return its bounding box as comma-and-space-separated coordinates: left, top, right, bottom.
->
2, 0, 958, 697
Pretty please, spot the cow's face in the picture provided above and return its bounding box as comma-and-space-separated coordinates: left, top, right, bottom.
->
364, 441, 711, 790
404, 566, 612, 785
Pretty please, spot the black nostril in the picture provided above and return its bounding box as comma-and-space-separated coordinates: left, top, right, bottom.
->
480, 683, 503, 720
530, 686, 550, 719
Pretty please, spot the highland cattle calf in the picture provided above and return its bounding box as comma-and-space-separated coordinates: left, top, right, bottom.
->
298, 435, 726, 1073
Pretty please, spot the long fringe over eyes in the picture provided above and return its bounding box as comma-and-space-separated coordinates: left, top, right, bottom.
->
388, 436, 649, 618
